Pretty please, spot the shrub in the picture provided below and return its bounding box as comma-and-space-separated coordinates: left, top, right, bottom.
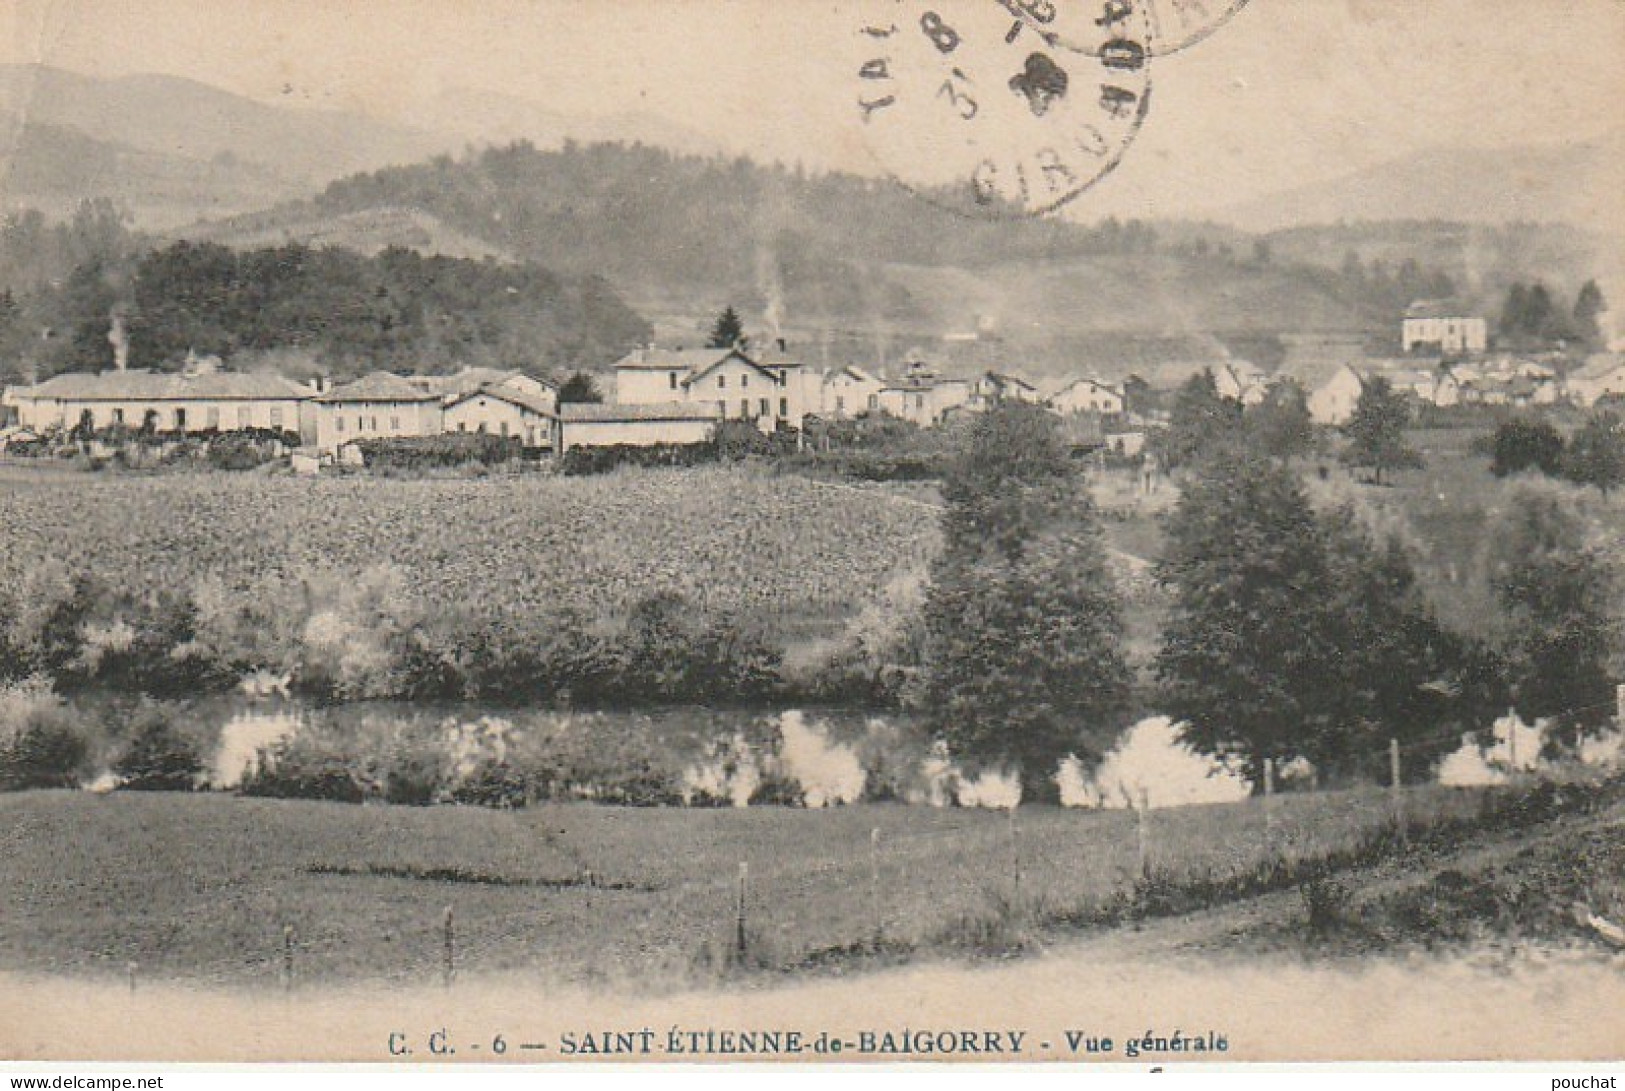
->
239, 751, 368, 803
0, 680, 91, 790
449, 761, 529, 809
205, 431, 294, 471
1489, 417, 1566, 478
0, 720, 88, 789
355, 433, 522, 470
560, 441, 716, 476
113, 703, 203, 791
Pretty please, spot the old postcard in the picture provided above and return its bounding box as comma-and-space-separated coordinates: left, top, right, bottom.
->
0, 0, 1622, 1069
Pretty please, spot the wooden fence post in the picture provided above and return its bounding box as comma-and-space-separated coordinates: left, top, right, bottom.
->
735, 862, 749, 962
1263, 757, 1277, 859
869, 827, 882, 947
1389, 738, 1405, 841
442, 905, 455, 988
1008, 806, 1023, 913
1136, 787, 1151, 880
282, 924, 295, 991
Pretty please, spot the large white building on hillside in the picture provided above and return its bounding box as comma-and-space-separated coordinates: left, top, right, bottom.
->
1402, 301, 1488, 356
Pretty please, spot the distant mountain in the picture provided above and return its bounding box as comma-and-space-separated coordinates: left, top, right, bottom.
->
1219, 131, 1625, 235
0, 66, 739, 228
0, 64, 449, 225
0, 65, 444, 183
416, 86, 724, 159
0, 117, 296, 228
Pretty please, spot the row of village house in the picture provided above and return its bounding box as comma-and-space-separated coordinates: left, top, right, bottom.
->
0, 345, 1134, 457
5, 339, 1624, 458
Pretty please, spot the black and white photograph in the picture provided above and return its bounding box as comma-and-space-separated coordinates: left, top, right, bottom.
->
0, 0, 1621, 1070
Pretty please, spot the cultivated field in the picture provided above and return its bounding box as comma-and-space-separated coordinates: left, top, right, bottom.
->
0, 464, 938, 633
0, 783, 1541, 991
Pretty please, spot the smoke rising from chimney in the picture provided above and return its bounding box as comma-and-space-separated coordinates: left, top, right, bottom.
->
107, 311, 128, 372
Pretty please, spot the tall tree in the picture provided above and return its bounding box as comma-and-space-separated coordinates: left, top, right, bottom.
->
556, 371, 604, 404
1156, 449, 1338, 786
1315, 510, 1484, 781
920, 403, 1129, 801
1487, 490, 1619, 744
41, 259, 118, 376
1341, 375, 1421, 484
1154, 368, 1243, 471
707, 305, 744, 349
1244, 379, 1315, 462
1574, 280, 1608, 349
1499, 283, 1530, 341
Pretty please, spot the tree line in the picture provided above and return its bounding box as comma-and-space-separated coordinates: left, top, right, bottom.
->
1498, 280, 1608, 350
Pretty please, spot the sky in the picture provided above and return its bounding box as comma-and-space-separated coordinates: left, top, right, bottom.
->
1, 0, 1622, 221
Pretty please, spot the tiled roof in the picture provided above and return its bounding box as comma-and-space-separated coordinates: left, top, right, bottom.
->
410, 367, 552, 398
614, 347, 733, 372
682, 352, 784, 388
1405, 299, 1480, 320
982, 371, 1038, 391
317, 371, 441, 403
14, 369, 314, 402
1048, 376, 1120, 398
617, 345, 805, 374
445, 384, 556, 416
558, 401, 722, 423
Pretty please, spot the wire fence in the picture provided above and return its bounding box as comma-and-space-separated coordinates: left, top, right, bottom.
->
97, 746, 1620, 996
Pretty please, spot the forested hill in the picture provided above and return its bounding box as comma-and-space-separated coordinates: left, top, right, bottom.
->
189, 142, 1392, 346
177, 141, 1611, 378
0, 208, 652, 383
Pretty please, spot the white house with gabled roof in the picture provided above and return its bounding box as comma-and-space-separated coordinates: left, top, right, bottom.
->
612, 344, 816, 430
444, 384, 557, 447
1046, 376, 1125, 415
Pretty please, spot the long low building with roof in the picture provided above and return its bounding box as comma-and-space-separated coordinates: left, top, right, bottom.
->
5, 369, 315, 434
550, 400, 723, 453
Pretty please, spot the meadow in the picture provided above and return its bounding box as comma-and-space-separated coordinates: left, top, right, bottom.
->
0, 782, 1541, 990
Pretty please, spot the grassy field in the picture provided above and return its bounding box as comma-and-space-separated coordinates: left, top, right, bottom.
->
0, 784, 1527, 991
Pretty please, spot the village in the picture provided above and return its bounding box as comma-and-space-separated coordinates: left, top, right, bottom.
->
2, 298, 1622, 473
